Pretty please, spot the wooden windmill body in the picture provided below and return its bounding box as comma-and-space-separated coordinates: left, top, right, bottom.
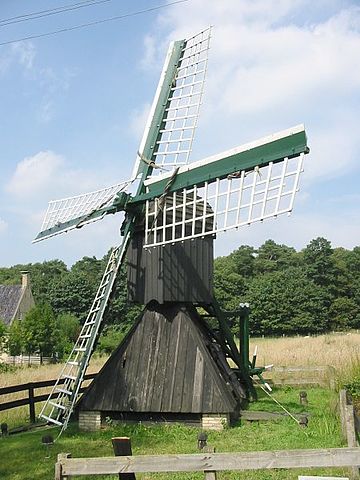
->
35, 29, 309, 435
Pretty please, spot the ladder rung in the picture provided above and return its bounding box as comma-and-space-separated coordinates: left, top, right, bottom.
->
67, 361, 79, 366
63, 374, 77, 381
40, 414, 63, 426
79, 334, 91, 339
49, 401, 66, 410
56, 387, 72, 396
83, 321, 95, 327
74, 347, 86, 352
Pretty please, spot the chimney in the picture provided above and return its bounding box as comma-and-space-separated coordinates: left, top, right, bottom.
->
21, 271, 30, 289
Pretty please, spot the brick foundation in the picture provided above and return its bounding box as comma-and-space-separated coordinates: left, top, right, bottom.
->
78, 410, 101, 431
201, 413, 229, 430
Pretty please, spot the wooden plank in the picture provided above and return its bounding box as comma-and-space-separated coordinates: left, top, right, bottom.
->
345, 403, 358, 448
150, 313, 171, 412
298, 476, 349, 479
0, 373, 96, 397
60, 448, 360, 475
192, 347, 204, 411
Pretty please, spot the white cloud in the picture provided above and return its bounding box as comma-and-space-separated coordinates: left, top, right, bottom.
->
140, 35, 157, 70
145, 0, 360, 184
6, 151, 117, 201
11, 41, 36, 70
6, 151, 63, 197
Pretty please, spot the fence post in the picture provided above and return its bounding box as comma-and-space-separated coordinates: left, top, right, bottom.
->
339, 390, 359, 480
55, 453, 71, 480
28, 384, 35, 424
112, 437, 136, 480
204, 472, 217, 480
340, 389, 348, 440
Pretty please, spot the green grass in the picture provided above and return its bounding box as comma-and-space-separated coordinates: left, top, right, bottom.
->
0, 387, 350, 480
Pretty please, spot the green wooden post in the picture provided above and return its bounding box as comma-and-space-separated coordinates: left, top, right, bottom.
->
239, 304, 250, 375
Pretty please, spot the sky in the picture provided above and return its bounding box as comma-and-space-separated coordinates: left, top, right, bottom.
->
0, 0, 359, 267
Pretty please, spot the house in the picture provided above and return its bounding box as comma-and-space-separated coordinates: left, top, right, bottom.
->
0, 272, 35, 326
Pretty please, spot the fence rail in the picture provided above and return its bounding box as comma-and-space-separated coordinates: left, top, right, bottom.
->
4, 355, 54, 365
0, 373, 96, 423
263, 365, 336, 389
55, 447, 360, 479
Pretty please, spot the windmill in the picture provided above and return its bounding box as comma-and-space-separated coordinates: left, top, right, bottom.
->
36, 29, 309, 434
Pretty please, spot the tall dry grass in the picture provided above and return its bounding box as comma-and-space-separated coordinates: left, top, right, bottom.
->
249, 332, 360, 371
0, 333, 359, 427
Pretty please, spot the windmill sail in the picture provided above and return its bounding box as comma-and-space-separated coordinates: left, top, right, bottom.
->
132, 28, 211, 178
33, 180, 131, 242
143, 125, 308, 247
34, 29, 211, 243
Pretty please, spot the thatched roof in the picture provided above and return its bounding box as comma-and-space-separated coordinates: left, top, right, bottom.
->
0, 285, 22, 326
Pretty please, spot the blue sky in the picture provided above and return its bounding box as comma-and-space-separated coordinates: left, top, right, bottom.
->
0, 0, 359, 267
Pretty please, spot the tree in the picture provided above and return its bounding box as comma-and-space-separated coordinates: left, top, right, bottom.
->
254, 239, 297, 275
228, 245, 256, 278
48, 272, 95, 323
53, 313, 80, 359
22, 304, 56, 358
302, 237, 337, 289
71, 256, 104, 285
214, 256, 245, 311
7, 320, 23, 356
244, 267, 329, 335
329, 297, 359, 330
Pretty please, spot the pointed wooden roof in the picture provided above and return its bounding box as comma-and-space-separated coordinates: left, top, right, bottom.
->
0, 285, 22, 326
79, 303, 240, 414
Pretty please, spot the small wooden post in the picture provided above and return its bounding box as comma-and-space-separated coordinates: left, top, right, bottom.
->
204, 472, 217, 480
340, 389, 348, 440
112, 437, 136, 480
55, 453, 71, 480
204, 446, 217, 479
299, 391, 308, 406
28, 384, 35, 424
339, 390, 359, 480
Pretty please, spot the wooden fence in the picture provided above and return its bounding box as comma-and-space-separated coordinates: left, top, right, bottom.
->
4, 354, 54, 366
55, 447, 360, 479
263, 365, 337, 389
0, 373, 96, 424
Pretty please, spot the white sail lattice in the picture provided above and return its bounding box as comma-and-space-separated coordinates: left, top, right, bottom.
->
144, 153, 304, 248
35, 180, 130, 242
150, 28, 211, 171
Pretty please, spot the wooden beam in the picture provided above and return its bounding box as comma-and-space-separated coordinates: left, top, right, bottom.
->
59, 448, 360, 476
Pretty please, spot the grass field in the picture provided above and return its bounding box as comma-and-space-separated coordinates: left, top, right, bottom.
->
0, 386, 350, 480
0, 333, 358, 479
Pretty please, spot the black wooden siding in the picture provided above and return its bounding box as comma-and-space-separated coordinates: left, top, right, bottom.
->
79, 303, 238, 414
127, 233, 213, 304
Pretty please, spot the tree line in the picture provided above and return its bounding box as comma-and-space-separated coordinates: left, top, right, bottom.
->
214, 237, 360, 335
0, 237, 359, 359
